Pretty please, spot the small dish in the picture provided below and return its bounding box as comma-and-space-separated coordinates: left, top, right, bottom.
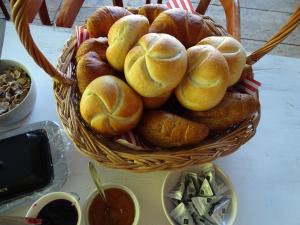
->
84, 183, 140, 225
0, 59, 36, 131
162, 163, 237, 225
26, 192, 81, 225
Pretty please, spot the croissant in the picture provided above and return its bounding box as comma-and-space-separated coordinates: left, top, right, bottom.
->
138, 4, 168, 24
76, 51, 115, 94
137, 110, 209, 148
87, 6, 132, 38
149, 8, 225, 48
75, 37, 108, 63
185, 92, 259, 131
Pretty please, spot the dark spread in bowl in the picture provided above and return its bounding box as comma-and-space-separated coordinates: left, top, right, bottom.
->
37, 199, 78, 225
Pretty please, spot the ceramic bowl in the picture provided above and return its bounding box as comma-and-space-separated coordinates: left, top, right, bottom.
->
0, 59, 36, 131
162, 163, 237, 225
26, 192, 82, 225
84, 183, 140, 225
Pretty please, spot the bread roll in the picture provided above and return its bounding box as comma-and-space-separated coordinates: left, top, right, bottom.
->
106, 15, 149, 72
76, 52, 115, 94
143, 90, 172, 109
125, 33, 187, 97
149, 8, 224, 48
75, 37, 108, 63
138, 4, 168, 24
185, 92, 259, 131
197, 36, 246, 86
175, 45, 229, 111
87, 6, 132, 38
80, 75, 143, 136
137, 110, 209, 148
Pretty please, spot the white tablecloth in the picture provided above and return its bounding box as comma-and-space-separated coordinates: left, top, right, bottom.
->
1, 21, 300, 225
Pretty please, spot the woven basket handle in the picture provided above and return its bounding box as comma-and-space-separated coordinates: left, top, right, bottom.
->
247, 4, 300, 65
196, 0, 241, 41
10, 0, 72, 84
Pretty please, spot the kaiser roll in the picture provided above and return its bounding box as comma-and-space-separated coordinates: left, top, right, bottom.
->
87, 6, 131, 38
76, 52, 115, 94
175, 45, 229, 111
149, 8, 224, 48
106, 15, 149, 71
124, 33, 187, 97
197, 36, 246, 86
80, 75, 143, 136
75, 37, 108, 63
138, 4, 168, 24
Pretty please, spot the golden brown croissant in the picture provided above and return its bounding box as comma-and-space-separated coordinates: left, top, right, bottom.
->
149, 8, 225, 48
137, 110, 209, 148
185, 92, 259, 131
87, 6, 132, 38
75, 37, 108, 63
76, 51, 115, 94
138, 4, 168, 24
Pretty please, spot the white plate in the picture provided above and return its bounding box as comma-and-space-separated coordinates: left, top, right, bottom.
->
162, 163, 237, 225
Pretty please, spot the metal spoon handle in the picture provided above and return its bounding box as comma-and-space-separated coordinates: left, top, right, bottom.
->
88, 161, 106, 201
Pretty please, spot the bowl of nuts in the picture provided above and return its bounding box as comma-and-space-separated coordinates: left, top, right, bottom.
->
0, 59, 36, 131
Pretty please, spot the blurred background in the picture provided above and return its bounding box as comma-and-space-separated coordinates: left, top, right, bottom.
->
1, 0, 299, 57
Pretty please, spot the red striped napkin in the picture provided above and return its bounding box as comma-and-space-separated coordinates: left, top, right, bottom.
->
75, 26, 90, 47
166, 0, 195, 13
235, 77, 261, 95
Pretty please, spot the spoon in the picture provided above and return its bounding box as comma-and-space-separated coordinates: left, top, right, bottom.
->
88, 161, 106, 201
0, 216, 42, 225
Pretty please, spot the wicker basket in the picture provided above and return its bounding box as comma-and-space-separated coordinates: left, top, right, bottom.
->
10, 0, 300, 172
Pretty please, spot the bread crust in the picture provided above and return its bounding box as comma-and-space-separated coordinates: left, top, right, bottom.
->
149, 8, 223, 48
87, 6, 132, 38
137, 110, 209, 148
76, 52, 115, 94
185, 92, 259, 131
80, 75, 143, 136
175, 45, 229, 111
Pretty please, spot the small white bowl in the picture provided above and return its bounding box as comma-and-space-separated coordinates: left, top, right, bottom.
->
26, 192, 82, 225
0, 59, 36, 131
84, 184, 140, 225
162, 163, 237, 225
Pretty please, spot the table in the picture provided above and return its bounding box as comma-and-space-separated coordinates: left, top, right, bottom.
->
1, 20, 300, 225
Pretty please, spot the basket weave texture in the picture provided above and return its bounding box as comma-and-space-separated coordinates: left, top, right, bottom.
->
53, 13, 260, 172
10, 0, 300, 172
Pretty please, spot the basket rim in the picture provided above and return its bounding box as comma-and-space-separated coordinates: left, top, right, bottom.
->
53, 8, 261, 171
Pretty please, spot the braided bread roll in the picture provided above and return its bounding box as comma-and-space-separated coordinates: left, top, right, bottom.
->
149, 8, 225, 48
138, 4, 168, 24
87, 6, 132, 38
198, 36, 247, 86
106, 15, 149, 72
125, 33, 187, 97
175, 45, 229, 111
80, 75, 143, 136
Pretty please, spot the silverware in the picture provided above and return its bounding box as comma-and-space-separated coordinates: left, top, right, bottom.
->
88, 161, 106, 201
0, 216, 42, 225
